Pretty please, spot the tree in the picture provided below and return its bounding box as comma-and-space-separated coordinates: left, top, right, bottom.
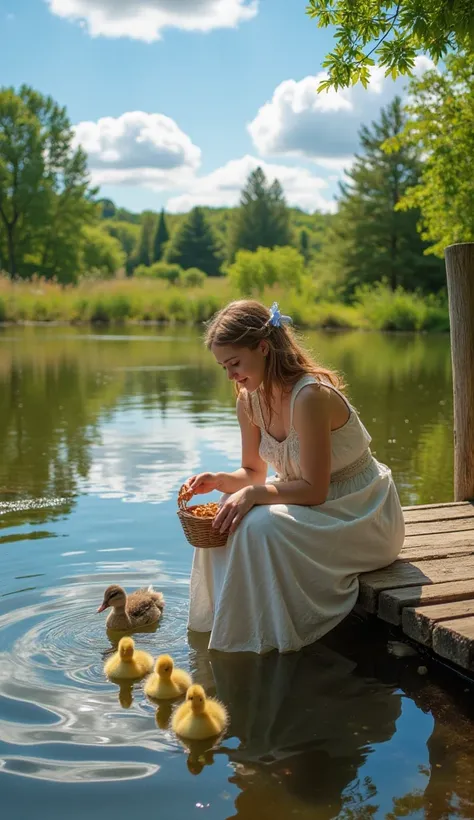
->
153, 208, 169, 262
134, 213, 155, 268
98, 198, 116, 219
103, 220, 140, 275
0, 85, 95, 280
385, 51, 474, 256
330, 97, 444, 295
299, 229, 311, 266
229, 167, 292, 259
306, 0, 474, 91
166, 207, 222, 276
81, 225, 125, 277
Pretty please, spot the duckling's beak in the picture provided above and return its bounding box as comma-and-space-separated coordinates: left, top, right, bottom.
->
97, 601, 108, 613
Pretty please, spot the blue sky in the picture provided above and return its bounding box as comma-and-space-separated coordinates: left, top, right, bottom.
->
1, 1, 432, 214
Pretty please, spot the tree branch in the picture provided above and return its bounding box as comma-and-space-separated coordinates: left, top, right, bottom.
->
354, 3, 401, 67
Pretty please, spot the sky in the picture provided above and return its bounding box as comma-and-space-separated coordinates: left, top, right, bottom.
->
1, 0, 433, 214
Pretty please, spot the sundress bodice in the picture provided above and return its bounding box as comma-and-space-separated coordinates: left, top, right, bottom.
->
250, 375, 372, 481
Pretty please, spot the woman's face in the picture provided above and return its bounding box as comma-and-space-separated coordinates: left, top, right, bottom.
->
211, 342, 267, 393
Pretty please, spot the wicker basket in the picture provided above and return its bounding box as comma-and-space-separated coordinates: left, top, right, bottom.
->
177, 483, 228, 549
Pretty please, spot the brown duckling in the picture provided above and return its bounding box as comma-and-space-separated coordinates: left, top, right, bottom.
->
97, 584, 164, 631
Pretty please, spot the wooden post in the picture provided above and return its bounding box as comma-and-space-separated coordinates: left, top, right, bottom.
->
445, 242, 474, 501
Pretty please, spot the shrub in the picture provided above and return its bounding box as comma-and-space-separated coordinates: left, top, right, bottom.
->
135, 262, 183, 285
182, 268, 206, 288
227, 246, 305, 296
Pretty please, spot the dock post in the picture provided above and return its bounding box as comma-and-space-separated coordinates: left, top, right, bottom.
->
445, 242, 474, 501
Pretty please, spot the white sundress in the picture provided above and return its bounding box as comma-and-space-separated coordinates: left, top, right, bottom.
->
188, 374, 405, 654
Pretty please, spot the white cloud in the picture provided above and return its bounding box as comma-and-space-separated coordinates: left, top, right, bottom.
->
47, 0, 258, 41
248, 56, 435, 167
166, 154, 336, 214
73, 111, 201, 188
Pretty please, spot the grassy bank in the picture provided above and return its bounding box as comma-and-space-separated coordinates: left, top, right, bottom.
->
0, 276, 450, 332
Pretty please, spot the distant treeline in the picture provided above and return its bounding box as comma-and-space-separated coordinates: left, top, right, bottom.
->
1, 51, 472, 300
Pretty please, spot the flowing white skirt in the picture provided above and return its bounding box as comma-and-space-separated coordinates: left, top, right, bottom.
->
188, 461, 405, 654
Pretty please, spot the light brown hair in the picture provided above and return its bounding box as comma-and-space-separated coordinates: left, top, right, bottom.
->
205, 300, 345, 422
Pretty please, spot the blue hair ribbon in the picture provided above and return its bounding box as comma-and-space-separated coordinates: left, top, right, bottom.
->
268, 302, 293, 328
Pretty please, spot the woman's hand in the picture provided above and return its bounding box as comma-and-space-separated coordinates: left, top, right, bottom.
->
213, 487, 256, 535
186, 472, 219, 496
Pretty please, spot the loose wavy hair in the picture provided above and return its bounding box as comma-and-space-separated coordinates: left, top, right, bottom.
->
205, 300, 345, 423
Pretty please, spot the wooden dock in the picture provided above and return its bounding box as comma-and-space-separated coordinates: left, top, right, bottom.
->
358, 500, 474, 672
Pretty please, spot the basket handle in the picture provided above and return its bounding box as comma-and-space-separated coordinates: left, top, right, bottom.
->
178, 482, 195, 511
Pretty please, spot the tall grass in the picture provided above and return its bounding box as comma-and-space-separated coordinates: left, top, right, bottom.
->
354, 283, 450, 332
0, 275, 449, 332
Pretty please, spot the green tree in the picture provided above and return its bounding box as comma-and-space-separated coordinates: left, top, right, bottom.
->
166, 206, 222, 276
299, 229, 311, 266
153, 208, 169, 262
134, 213, 155, 269
331, 97, 444, 295
103, 220, 140, 276
229, 167, 292, 260
98, 198, 116, 219
81, 225, 125, 278
0, 85, 94, 280
385, 51, 474, 256
307, 0, 474, 91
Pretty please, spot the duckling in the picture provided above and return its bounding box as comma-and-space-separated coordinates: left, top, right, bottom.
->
145, 654, 192, 701
97, 584, 164, 631
104, 637, 153, 681
172, 684, 228, 740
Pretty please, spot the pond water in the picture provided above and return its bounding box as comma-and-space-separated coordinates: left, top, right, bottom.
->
1, 326, 473, 820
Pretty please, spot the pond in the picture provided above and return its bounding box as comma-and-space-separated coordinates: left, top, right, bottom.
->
2, 325, 473, 820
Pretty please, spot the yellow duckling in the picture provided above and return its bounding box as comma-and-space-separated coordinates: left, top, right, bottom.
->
172, 684, 228, 741
145, 654, 192, 701
104, 637, 153, 681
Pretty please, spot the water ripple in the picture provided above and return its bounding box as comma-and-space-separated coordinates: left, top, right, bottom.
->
0, 567, 192, 772
0, 756, 160, 782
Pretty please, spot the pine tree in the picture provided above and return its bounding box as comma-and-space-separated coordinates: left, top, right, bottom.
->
153, 208, 169, 262
334, 96, 445, 295
166, 207, 221, 276
230, 167, 292, 259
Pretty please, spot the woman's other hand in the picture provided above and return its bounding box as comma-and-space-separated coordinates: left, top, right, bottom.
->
212, 487, 256, 534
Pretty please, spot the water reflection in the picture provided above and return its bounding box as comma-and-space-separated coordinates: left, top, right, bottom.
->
0, 326, 453, 509
187, 626, 402, 818
0, 326, 466, 820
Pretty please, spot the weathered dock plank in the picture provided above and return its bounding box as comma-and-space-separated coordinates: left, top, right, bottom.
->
402, 600, 474, 645
403, 506, 474, 523
357, 501, 474, 672
377, 580, 474, 625
404, 518, 474, 536
359, 553, 474, 613
432, 617, 474, 670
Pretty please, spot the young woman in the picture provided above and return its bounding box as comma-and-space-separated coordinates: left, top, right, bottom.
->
186, 300, 404, 653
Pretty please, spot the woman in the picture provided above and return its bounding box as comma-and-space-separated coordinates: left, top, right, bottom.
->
186, 300, 404, 653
